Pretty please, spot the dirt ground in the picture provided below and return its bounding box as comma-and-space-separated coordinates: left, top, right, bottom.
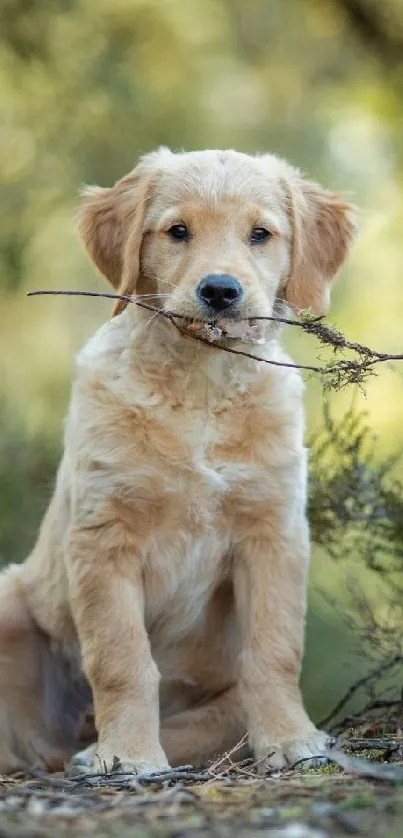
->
2, 737, 403, 838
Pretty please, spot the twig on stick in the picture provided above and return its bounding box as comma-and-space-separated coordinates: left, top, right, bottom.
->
27, 288, 403, 389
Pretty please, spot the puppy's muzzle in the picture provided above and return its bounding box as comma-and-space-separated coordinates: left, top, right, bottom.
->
196, 274, 243, 314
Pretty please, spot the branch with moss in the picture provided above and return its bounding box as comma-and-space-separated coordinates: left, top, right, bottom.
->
28, 289, 403, 390
308, 405, 403, 571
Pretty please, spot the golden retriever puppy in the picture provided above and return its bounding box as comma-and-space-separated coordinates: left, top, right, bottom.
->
0, 148, 356, 776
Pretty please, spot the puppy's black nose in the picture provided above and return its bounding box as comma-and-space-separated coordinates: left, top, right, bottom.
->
196, 274, 243, 313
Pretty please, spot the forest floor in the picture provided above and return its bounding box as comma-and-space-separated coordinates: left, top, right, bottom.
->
2, 733, 403, 838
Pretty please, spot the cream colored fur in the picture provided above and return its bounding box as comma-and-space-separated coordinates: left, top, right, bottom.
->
0, 148, 356, 775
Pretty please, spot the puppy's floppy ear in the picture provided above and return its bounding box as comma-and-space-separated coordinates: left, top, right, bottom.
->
282, 173, 358, 316
78, 157, 159, 315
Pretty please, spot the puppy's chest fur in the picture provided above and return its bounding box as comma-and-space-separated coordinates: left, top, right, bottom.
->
108, 390, 294, 629
129, 397, 270, 639
111, 384, 287, 531
73, 342, 303, 641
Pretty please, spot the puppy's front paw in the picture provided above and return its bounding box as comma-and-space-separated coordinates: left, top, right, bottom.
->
67, 742, 170, 778
254, 728, 333, 773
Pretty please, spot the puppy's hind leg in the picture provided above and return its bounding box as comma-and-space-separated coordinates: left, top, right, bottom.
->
0, 566, 90, 773
161, 686, 248, 768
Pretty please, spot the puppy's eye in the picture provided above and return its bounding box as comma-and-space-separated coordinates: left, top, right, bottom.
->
167, 224, 189, 242
250, 227, 272, 244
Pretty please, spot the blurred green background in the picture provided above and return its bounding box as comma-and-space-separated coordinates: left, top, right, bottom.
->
1, 0, 403, 721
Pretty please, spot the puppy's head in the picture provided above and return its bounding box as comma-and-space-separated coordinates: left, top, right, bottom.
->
79, 148, 357, 326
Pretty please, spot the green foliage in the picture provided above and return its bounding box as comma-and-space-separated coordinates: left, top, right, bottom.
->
309, 407, 403, 719
0, 401, 59, 564
309, 406, 403, 574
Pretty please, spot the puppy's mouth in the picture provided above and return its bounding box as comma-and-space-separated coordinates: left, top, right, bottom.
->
178, 316, 267, 345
